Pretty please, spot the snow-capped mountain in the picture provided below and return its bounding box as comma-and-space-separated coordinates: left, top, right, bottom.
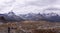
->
19, 13, 44, 21
7, 11, 25, 21
19, 12, 60, 22
0, 11, 25, 22
41, 13, 60, 22
0, 7, 60, 22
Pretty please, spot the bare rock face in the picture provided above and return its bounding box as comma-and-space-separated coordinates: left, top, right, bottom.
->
0, 14, 7, 23
0, 16, 5, 21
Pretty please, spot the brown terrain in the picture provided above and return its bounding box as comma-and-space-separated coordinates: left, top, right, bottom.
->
0, 21, 60, 33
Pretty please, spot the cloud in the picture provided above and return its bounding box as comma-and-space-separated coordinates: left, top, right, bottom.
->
0, 0, 15, 13
0, 0, 60, 14
25, 0, 57, 6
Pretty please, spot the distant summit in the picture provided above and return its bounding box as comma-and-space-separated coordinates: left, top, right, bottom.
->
0, 11, 25, 23
8, 11, 15, 16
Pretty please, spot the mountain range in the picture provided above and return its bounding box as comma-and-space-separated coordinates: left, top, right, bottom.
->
0, 7, 60, 22
19, 12, 60, 22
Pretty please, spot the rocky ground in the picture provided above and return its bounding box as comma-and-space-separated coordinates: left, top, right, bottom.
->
0, 21, 60, 33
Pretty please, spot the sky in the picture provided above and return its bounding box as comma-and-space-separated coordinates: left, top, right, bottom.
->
0, 0, 60, 14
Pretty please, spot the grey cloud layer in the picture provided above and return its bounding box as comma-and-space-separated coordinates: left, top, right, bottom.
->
14, 0, 60, 14
0, 0, 60, 14
25, 0, 57, 6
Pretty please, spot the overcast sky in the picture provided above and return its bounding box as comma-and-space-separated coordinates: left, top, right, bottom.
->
0, 0, 60, 14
